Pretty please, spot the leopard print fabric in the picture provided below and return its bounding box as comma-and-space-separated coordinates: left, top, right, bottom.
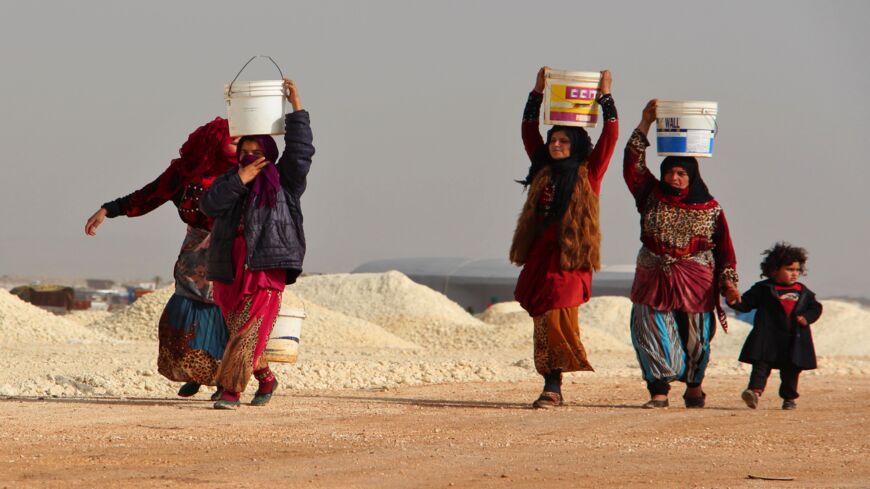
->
214, 290, 282, 393
627, 129, 650, 172
641, 195, 722, 251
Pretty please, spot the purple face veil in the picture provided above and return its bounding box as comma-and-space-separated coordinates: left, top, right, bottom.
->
237, 135, 281, 208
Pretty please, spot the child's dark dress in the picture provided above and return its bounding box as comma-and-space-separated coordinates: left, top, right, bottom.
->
730, 279, 823, 398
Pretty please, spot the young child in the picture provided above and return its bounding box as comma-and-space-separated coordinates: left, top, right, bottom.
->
200, 79, 314, 410
728, 242, 823, 410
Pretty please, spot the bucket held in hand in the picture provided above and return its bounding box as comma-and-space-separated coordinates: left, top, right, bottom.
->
224, 56, 286, 137
263, 306, 305, 363
656, 101, 718, 158
543, 69, 602, 128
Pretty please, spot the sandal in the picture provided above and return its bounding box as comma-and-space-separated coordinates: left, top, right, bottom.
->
213, 390, 241, 410
683, 391, 706, 409
213, 399, 240, 410
177, 382, 201, 398
251, 379, 278, 407
642, 399, 669, 409
532, 391, 563, 409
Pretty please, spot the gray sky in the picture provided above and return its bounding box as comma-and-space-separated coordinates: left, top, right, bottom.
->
1, 1, 867, 298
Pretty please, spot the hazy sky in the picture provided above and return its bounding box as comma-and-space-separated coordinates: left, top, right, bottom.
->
1, 1, 867, 298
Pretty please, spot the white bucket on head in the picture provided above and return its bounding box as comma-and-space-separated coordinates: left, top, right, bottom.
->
263, 306, 305, 363
656, 100, 718, 157
224, 80, 286, 137
544, 69, 602, 128
224, 56, 286, 137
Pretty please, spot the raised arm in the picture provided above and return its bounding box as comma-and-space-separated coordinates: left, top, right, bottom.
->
521, 67, 547, 161
623, 100, 659, 206
276, 79, 315, 198
585, 70, 618, 188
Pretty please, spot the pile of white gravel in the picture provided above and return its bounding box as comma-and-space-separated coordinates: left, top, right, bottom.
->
86, 286, 175, 341
1, 271, 868, 399
0, 289, 111, 344
291, 272, 502, 349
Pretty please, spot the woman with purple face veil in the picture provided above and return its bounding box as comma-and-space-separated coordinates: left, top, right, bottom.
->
201, 79, 314, 410
84, 118, 238, 399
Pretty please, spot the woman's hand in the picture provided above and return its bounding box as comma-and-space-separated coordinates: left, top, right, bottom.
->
637, 99, 658, 135
238, 157, 269, 184
283, 78, 302, 111
533, 66, 549, 94
723, 280, 741, 305
85, 208, 108, 236
796, 315, 809, 327
599, 70, 612, 95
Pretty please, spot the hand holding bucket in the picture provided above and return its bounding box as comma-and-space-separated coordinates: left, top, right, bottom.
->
225, 55, 288, 137
542, 67, 604, 127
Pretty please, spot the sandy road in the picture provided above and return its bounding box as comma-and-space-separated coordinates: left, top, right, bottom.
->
1, 375, 868, 488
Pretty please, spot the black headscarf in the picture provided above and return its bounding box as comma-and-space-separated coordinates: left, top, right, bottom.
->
518, 125, 592, 221
659, 156, 714, 204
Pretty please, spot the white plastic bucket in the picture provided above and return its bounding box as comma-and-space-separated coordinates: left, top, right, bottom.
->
544, 69, 602, 128
224, 56, 286, 137
656, 101, 718, 157
263, 306, 305, 363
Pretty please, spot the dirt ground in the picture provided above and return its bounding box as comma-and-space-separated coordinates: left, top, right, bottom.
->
1, 375, 867, 489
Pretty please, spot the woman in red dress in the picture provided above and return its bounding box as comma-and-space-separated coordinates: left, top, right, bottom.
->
510, 67, 618, 408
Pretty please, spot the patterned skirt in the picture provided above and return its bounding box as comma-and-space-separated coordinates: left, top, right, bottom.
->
157, 226, 228, 385
630, 303, 714, 385
212, 234, 286, 393
533, 306, 593, 375
157, 294, 228, 385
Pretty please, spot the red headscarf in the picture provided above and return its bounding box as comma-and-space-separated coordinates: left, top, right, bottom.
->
169, 117, 238, 182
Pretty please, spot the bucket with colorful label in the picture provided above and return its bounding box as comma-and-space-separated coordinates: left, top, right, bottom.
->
656, 101, 718, 157
224, 56, 286, 137
543, 69, 602, 128
263, 306, 305, 363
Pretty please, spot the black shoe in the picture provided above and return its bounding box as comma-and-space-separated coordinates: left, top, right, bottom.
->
210, 386, 223, 402
177, 382, 201, 397
642, 399, 669, 409
683, 391, 706, 409
782, 399, 797, 410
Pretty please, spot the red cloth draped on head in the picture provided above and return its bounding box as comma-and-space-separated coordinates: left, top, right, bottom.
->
169, 117, 238, 182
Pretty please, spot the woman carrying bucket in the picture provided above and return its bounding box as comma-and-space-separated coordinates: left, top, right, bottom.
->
200, 79, 314, 410
623, 99, 740, 409
84, 119, 237, 399
510, 67, 618, 409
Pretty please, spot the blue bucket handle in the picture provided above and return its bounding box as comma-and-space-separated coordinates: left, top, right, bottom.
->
227, 55, 285, 95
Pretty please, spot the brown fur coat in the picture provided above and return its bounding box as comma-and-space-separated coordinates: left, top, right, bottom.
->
509, 165, 601, 271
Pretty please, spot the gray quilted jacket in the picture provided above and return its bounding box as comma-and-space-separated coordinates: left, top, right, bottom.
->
200, 110, 314, 284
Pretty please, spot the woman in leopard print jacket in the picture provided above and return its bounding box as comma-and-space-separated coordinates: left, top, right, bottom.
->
623, 99, 740, 409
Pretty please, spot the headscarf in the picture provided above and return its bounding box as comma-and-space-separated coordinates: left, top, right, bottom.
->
518, 125, 593, 222
169, 117, 238, 182
237, 135, 281, 209
659, 156, 714, 205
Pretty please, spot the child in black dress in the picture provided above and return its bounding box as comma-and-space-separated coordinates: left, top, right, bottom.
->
728, 242, 823, 410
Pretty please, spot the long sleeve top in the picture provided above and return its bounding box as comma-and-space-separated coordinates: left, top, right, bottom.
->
102, 161, 215, 230
623, 128, 738, 313
513, 91, 618, 316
